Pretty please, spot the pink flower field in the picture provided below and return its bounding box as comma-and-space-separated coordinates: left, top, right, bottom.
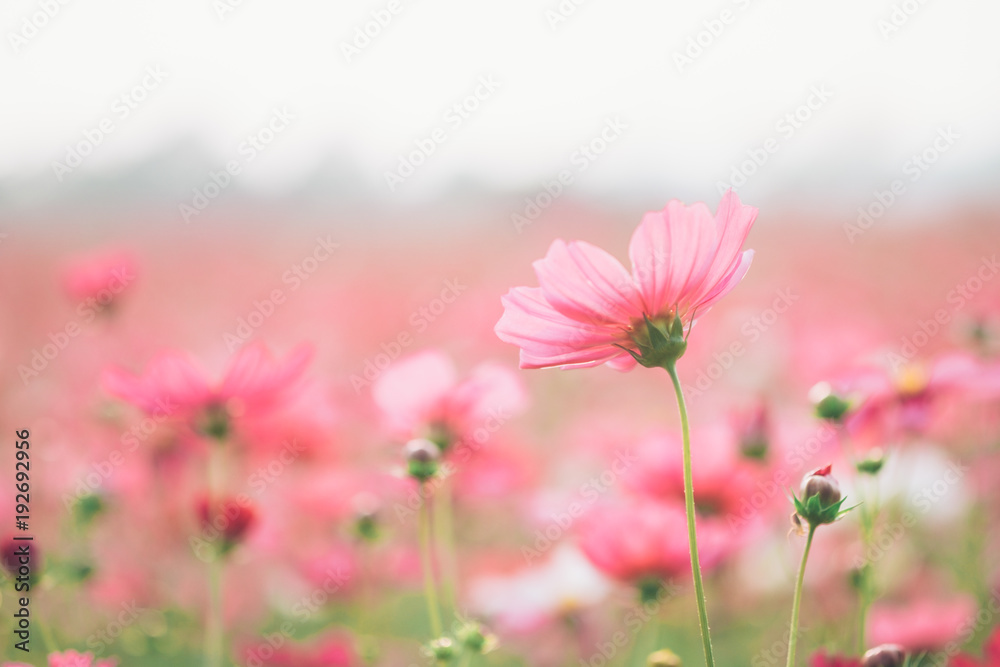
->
3, 2, 1000, 666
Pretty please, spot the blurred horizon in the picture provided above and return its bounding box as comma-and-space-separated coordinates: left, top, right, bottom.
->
3, 0, 1000, 220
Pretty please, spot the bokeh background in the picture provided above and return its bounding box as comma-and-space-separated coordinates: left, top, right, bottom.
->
2, 1, 1000, 666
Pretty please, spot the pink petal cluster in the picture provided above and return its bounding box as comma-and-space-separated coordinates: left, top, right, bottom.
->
372, 349, 527, 443
867, 596, 977, 651
577, 496, 729, 583
102, 342, 313, 422
496, 191, 756, 369
61, 249, 138, 307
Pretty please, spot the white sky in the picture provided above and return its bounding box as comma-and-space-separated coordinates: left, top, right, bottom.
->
1, 0, 998, 205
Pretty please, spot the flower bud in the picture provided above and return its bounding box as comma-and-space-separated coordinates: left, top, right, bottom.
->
196, 496, 257, 555
647, 649, 682, 667
801, 464, 841, 507
424, 637, 455, 663
855, 448, 886, 475
792, 464, 851, 529
352, 492, 380, 542
456, 621, 497, 654
405, 438, 440, 482
737, 404, 770, 461
862, 644, 905, 667
809, 382, 851, 422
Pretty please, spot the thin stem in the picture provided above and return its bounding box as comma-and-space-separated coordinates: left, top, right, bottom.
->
205, 443, 226, 667
437, 477, 459, 612
665, 363, 715, 667
786, 525, 817, 667
38, 615, 58, 653
206, 559, 224, 667
419, 483, 444, 638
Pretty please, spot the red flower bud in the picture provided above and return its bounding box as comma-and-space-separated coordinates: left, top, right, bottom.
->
801, 465, 841, 507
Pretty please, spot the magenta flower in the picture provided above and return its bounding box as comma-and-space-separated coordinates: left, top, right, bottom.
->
495, 191, 756, 370
102, 342, 313, 439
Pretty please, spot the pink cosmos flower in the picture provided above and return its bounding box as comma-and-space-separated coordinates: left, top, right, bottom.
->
102, 342, 313, 438
495, 191, 756, 369
372, 349, 527, 446
577, 496, 729, 585
820, 352, 989, 446
622, 426, 775, 521
867, 595, 977, 652
61, 249, 137, 312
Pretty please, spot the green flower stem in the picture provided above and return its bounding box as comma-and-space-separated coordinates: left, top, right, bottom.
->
419, 484, 444, 638
436, 477, 459, 613
665, 363, 715, 667
786, 524, 817, 667
205, 442, 226, 667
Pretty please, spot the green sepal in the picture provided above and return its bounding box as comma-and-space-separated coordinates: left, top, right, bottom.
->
791, 491, 856, 529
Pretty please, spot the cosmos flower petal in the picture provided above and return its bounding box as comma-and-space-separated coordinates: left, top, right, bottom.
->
533, 240, 644, 326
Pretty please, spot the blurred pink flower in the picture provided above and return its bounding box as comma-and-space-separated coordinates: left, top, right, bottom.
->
829, 352, 988, 445
372, 349, 527, 445
20, 651, 118, 667
867, 595, 977, 651
240, 633, 356, 666
102, 342, 313, 436
495, 191, 756, 369
61, 249, 137, 311
809, 651, 860, 667
195, 495, 258, 548
577, 496, 729, 584
622, 426, 774, 521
